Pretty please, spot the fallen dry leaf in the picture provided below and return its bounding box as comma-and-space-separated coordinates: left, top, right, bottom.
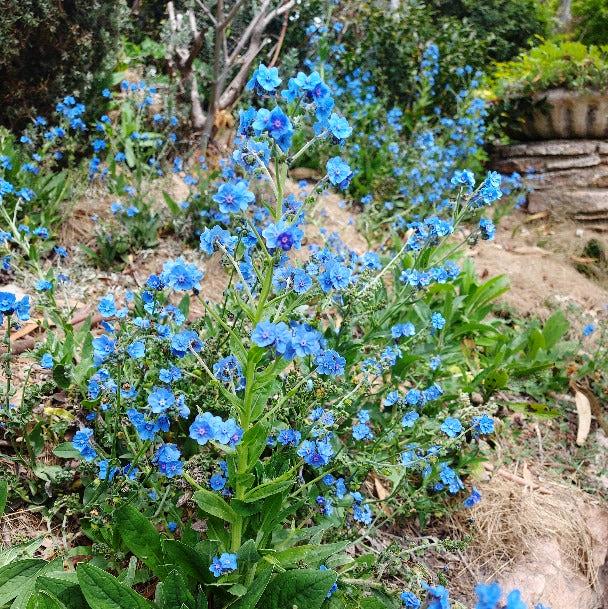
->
575, 390, 592, 446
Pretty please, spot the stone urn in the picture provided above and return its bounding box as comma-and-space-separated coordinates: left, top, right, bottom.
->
506, 89, 608, 141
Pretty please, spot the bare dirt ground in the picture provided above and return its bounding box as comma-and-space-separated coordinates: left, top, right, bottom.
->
472, 212, 608, 318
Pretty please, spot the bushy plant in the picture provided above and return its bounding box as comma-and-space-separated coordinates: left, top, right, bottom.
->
572, 0, 608, 45
1, 64, 558, 607
430, 0, 551, 62
85, 80, 180, 266
489, 40, 608, 99
0, 0, 128, 131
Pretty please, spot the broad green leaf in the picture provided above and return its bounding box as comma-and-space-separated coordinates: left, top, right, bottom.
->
115, 505, 165, 576
11, 559, 64, 609
51, 443, 80, 459
162, 540, 215, 585
271, 542, 349, 568
192, 489, 238, 523
542, 310, 569, 349
0, 559, 46, 605
162, 192, 181, 216
230, 569, 272, 609
36, 574, 87, 609
259, 568, 337, 609
76, 564, 152, 609
160, 571, 195, 609
26, 591, 67, 609
242, 479, 293, 503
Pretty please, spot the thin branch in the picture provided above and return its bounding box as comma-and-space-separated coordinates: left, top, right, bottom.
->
270, 9, 290, 67
219, 0, 248, 30
194, 0, 217, 25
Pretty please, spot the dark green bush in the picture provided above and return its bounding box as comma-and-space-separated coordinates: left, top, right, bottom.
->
431, 0, 551, 62
572, 0, 608, 45
0, 0, 129, 130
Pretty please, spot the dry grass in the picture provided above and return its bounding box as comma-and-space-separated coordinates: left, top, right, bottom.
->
448, 467, 605, 589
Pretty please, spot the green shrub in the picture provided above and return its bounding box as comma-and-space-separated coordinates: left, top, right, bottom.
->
489, 39, 608, 99
0, 0, 129, 130
572, 0, 608, 45
431, 0, 551, 62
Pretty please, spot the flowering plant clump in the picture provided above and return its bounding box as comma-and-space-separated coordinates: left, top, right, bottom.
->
39, 63, 541, 608
85, 80, 180, 264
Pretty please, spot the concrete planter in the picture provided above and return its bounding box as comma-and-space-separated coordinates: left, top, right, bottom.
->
507, 89, 608, 141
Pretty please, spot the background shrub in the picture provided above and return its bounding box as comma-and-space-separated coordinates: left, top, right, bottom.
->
431, 0, 551, 62
0, 0, 129, 130
572, 0, 608, 45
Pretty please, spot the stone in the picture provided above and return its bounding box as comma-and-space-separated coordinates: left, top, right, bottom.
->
495, 140, 601, 158
528, 189, 608, 215
545, 154, 601, 170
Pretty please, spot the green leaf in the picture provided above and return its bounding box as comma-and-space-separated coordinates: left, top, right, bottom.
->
0, 559, 46, 605
10, 559, 64, 609
115, 505, 165, 576
162, 191, 181, 216
26, 591, 67, 609
230, 569, 272, 609
52, 443, 80, 460
36, 574, 87, 609
237, 540, 260, 570
0, 479, 7, 517
124, 140, 136, 169
52, 365, 71, 390
192, 489, 238, 523
271, 542, 349, 568
542, 310, 569, 349
243, 424, 270, 473
162, 540, 215, 585
76, 564, 152, 609
242, 479, 293, 503
259, 568, 337, 609
160, 571, 195, 609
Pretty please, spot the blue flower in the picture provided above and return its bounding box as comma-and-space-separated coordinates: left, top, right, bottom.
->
153, 443, 183, 478
200, 225, 238, 256
326, 157, 353, 189
160, 258, 203, 291
297, 438, 334, 467
472, 414, 495, 435
40, 352, 54, 369
210, 473, 226, 491
479, 217, 495, 240
246, 64, 281, 94
35, 279, 53, 292
210, 553, 238, 577
401, 411, 420, 428
170, 329, 203, 358
474, 583, 501, 609
262, 220, 303, 252
352, 423, 373, 441
451, 169, 475, 190
327, 113, 352, 142
582, 323, 595, 337
315, 349, 345, 376
189, 412, 221, 445
277, 428, 302, 446
127, 340, 145, 359
213, 355, 244, 387
147, 387, 176, 413
440, 417, 463, 438
401, 591, 421, 608
212, 180, 255, 214
128, 408, 160, 441
391, 322, 415, 339
92, 335, 115, 365
72, 428, 97, 461
431, 312, 446, 330
464, 487, 482, 508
